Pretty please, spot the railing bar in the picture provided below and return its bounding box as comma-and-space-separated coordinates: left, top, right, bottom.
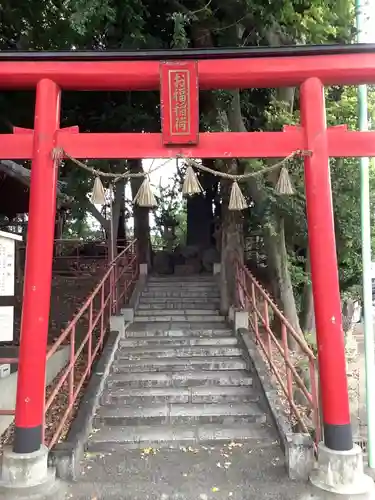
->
253, 312, 316, 396
257, 334, 310, 433
45, 364, 71, 410
242, 266, 307, 341
45, 240, 138, 448
47, 404, 73, 449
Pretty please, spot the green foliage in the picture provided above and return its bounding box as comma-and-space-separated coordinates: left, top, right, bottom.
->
152, 178, 187, 249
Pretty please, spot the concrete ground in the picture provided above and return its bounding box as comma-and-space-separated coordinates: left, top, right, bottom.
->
65, 442, 313, 500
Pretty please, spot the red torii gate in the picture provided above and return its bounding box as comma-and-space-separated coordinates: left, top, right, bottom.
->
0, 45, 374, 459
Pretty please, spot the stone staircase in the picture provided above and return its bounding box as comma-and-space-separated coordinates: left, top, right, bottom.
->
87, 275, 276, 451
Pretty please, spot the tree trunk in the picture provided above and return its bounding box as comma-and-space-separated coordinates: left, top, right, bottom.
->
128, 159, 151, 267
300, 251, 315, 334
108, 178, 125, 260
80, 196, 110, 238
186, 195, 212, 248
117, 205, 127, 251
263, 216, 303, 338
219, 161, 244, 314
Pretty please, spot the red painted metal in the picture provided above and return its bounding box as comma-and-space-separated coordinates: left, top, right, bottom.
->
1, 53, 375, 90
14, 80, 61, 447
300, 78, 350, 428
160, 62, 199, 145
0, 49, 364, 451
44, 241, 138, 448
236, 261, 320, 442
56, 130, 303, 159
0, 135, 33, 159
52, 239, 109, 277
3, 128, 375, 160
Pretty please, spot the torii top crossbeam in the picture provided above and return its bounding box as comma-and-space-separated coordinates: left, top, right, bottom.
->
2, 43, 375, 89
1, 44, 375, 160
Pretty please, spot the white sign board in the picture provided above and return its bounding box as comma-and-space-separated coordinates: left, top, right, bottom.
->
0, 231, 22, 342
0, 307, 14, 342
0, 236, 15, 297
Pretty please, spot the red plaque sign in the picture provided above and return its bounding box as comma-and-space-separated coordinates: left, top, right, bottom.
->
160, 61, 199, 146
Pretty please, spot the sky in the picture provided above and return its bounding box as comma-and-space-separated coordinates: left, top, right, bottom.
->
360, 0, 374, 42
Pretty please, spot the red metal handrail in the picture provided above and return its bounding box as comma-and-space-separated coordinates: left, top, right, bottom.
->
44, 239, 138, 448
235, 260, 320, 443
19, 238, 129, 277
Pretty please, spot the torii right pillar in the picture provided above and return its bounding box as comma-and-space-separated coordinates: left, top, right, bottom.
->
301, 77, 374, 497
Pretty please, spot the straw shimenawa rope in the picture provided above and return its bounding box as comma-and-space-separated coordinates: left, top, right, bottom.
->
52, 147, 310, 210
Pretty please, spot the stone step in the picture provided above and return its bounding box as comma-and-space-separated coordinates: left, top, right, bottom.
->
125, 323, 232, 337
112, 356, 247, 373
140, 296, 220, 304
87, 423, 274, 451
142, 290, 220, 300
141, 291, 220, 298
116, 346, 242, 359
101, 386, 256, 405
119, 336, 238, 348
145, 281, 217, 287
148, 276, 215, 281
136, 309, 221, 316
106, 370, 253, 388
95, 403, 265, 426
143, 287, 219, 293
134, 314, 226, 323
138, 302, 220, 310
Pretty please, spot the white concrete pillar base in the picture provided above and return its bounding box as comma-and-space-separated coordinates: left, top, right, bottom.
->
309, 443, 375, 497
139, 263, 148, 275
213, 263, 221, 275
120, 307, 134, 322
234, 310, 248, 331
0, 445, 63, 498
110, 315, 125, 336
228, 305, 235, 323
286, 433, 315, 481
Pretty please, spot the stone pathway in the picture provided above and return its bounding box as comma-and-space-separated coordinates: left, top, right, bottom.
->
64, 275, 314, 499
87, 275, 274, 452
65, 443, 313, 500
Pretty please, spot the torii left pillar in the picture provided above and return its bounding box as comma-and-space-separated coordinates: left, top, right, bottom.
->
0, 79, 61, 496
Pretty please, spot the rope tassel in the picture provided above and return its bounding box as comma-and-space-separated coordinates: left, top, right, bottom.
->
229, 181, 248, 211
275, 166, 295, 195
91, 176, 106, 205
133, 177, 157, 208
182, 165, 203, 196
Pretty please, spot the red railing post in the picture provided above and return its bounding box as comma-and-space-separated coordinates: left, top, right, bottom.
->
88, 302, 93, 376
68, 326, 76, 407
281, 324, 293, 412
251, 282, 259, 341
13, 79, 61, 454
301, 77, 352, 451
100, 284, 105, 349
264, 301, 272, 361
